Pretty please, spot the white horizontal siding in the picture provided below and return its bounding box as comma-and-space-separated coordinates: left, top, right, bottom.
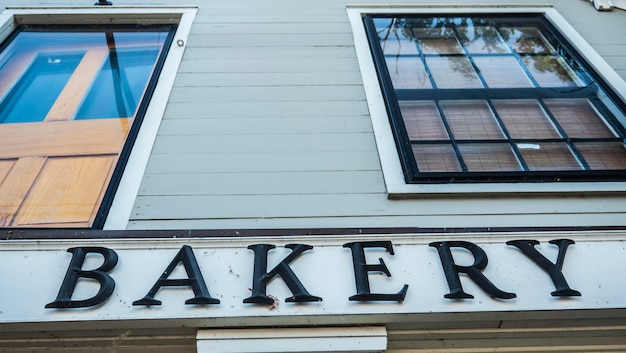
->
2, 0, 626, 229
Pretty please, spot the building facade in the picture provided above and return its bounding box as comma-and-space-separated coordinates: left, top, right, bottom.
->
0, 0, 625, 352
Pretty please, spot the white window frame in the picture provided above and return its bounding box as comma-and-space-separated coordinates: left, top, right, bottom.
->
347, 5, 626, 197
0, 6, 197, 229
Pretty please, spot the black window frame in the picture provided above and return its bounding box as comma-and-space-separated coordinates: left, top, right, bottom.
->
364, 13, 626, 184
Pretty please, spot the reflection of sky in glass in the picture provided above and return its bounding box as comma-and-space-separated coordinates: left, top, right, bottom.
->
76, 46, 162, 119
501, 27, 555, 54
418, 38, 463, 55
376, 18, 419, 55
412, 27, 464, 54
380, 37, 419, 56
376, 17, 589, 89
385, 56, 431, 89
473, 56, 533, 88
0, 29, 167, 123
0, 54, 82, 123
457, 25, 510, 54
77, 32, 166, 119
522, 56, 584, 87
427, 57, 482, 89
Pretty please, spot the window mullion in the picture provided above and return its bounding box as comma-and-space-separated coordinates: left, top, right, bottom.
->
486, 100, 529, 171
494, 26, 541, 89
452, 26, 489, 89
433, 100, 468, 173
537, 99, 591, 170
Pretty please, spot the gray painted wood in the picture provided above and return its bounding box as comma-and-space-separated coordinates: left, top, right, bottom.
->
163, 101, 371, 118
2, 0, 626, 229
157, 117, 372, 135
177, 58, 361, 74
150, 133, 377, 154
167, 86, 366, 103
174, 72, 364, 87
139, 171, 387, 195
130, 194, 626, 219
144, 151, 382, 173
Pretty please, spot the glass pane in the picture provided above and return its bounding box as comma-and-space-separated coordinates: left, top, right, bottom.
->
500, 27, 554, 54
457, 25, 510, 54
426, 57, 482, 89
400, 101, 447, 140
440, 100, 504, 139
380, 38, 419, 56
76, 32, 167, 119
412, 144, 462, 172
518, 142, 582, 171
374, 18, 420, 56
545, 99, 616, 138
459, 143, 521, 172
413, 27, 463, 54
522, 56, 584, 87
492, 100, 560, 139
575, 142, 626, 170
473, 56, 533, 88
385, 56, 431, 89
0, 53, 83, 123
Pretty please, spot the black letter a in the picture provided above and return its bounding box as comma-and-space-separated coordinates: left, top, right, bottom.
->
133, 245, 220, 306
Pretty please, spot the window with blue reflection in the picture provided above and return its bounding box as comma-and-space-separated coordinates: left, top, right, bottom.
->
0, 24, 175, 228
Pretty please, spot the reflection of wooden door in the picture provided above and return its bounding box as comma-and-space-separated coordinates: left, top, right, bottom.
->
0, 48, 131, 227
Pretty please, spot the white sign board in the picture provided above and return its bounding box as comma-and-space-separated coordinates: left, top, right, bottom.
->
0, 232, 624, 324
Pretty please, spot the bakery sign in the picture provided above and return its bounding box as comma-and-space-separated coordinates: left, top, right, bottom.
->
0, 234, 623, 321
47, 239, 577, 308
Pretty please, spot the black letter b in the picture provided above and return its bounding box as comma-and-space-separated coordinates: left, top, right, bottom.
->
46, 247, 118, 309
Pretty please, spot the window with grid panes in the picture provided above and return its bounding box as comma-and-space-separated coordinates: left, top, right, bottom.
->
365, 14, 626, 183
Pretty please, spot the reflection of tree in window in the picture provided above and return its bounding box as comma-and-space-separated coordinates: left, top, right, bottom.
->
366, 14, 626, 183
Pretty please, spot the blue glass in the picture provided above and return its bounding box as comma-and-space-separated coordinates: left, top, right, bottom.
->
75, 49, 160, 119
0, 53, 83, 123
0, 30, 168, 123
